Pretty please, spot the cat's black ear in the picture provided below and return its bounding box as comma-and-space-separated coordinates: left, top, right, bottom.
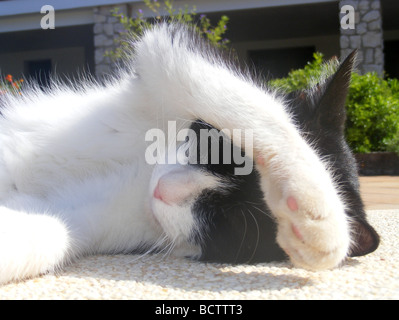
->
314, 50, 357, 131
349, 217, 380, 257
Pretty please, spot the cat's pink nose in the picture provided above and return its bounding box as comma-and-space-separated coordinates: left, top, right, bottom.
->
153, 170, 196, 205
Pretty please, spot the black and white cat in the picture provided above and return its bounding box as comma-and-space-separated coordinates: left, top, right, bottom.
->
187, 56, 380, 264
0, 24, 378, 284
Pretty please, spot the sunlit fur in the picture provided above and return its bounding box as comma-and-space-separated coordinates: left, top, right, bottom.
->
0, 23, 377, 284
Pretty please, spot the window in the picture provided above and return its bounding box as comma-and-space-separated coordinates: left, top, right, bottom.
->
24, 59, 52, 89
248, 47, 315, 79
384, 40, 399, 79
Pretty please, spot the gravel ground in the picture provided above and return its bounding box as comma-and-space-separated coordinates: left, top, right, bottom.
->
0, 210, 397, 300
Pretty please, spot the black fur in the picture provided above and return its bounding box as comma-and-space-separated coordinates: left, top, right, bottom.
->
189, 120, 286, 263
189, 51, 379, 264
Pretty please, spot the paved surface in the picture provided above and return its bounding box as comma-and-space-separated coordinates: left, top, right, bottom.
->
0, 209, 397, 299
0, 175, 397, 300
360, 176, 399, 210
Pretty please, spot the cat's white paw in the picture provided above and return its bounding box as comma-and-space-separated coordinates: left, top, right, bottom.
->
256, 154, 351, 270
274, 196, 350, 271
0, 210, 71, 284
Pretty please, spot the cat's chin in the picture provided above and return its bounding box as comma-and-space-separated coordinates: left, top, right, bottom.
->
149, 192, 203, 259
171, 242, 202, 260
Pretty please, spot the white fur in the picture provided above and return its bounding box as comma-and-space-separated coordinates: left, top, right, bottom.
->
150, 162, 221, 245
0, 24, 351, 284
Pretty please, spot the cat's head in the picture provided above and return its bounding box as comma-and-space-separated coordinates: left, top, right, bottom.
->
149, 50, 379, 264
285, 50, 380, 258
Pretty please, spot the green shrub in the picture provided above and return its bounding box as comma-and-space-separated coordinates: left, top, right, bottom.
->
346, 73, 399, 153
269, 53, 399, 154
268, 52, 338, 93
106, 0, 229, 61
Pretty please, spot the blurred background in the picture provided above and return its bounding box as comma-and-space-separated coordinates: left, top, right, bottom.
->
0, 0, 398, 84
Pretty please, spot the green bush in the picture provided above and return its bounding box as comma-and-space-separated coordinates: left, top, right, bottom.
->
268, 53, 399, 154
346, 74, 399, 153
106, 0, 229, 61
268, 52, 338, 93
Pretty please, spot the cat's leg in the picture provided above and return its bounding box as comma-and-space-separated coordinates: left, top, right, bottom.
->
0, 207, 71, 284
253, 140, 350, 270
134, 24, 351, 270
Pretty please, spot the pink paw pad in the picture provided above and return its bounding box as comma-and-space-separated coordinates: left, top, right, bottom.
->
287, 196, 298, 212
153, 183, 163, 202
291, 224, 303, 241
256, 155, 265, 166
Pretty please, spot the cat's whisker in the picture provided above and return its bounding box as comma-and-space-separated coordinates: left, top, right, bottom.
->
246, 208, 260, 263
249, 203, 274, 219
234, 208, 247, 263
154, 234, 172, 253
160, 237, 177, 259
127, 233, 170, 264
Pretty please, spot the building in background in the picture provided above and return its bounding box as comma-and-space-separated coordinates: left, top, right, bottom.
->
0, 0, 398, 84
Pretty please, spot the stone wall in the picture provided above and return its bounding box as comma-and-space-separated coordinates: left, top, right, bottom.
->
93, 5, 128, 79
340, 0, 384, 75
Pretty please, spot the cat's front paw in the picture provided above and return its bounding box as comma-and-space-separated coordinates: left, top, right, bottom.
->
274, 196, 350, 271
256, 155, 351, 270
